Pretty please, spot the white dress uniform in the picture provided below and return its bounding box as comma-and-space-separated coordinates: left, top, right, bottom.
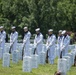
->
0, 32, 1, 41
23, 31, 31, 56
46, 34, 56, 64
57, 35, 63, 58
10, 31, 18, 52
60, 30, 70, 57
34, 33, 43, 55
57, 30, 63, 58
60, 35, 70, 56
0, 30, 6, 55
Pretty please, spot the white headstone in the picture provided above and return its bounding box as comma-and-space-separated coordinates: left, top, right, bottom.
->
0, 47, 3, 59
69, 45, 75, 50
12, 50, 19, 63
58, 58, 67, 75
67, 53, 73, 66
55, 47, 57, 58
4, 46, 10, 53
18, 49, 22, 60
31, 54, 38, 68
22, 56, 32, 72
42, 44, 46, 52
63, 56, 71, 71
39, 51, 46, 64
71, 52, 75, 65
29, 48, 33, 56
3, 53, 10, 67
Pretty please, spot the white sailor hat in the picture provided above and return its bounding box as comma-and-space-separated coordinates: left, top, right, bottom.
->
48, 29, 53, 32
11, 26, 16, 29
61, 30, 66, 34
35, 28, 40, 31
0, 26, 4, 29
59, 30, 62, 33
24, 27, 28, 29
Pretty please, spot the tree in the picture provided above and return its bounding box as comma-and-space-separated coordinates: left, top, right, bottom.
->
0, 0, 76, 39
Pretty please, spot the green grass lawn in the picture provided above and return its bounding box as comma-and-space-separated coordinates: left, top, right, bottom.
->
0, 58, 76, 75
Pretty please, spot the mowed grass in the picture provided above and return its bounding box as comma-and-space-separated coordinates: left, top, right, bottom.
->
0, 58, 76, 75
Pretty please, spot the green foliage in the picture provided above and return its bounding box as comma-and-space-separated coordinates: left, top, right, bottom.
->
0, 0, 76, 37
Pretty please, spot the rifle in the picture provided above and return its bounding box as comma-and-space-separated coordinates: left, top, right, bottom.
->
45, 47, 50, 63
74, 55, 76, 66
33, 47, 36, 54
9, 43, 14, 53
9, 36, 17, 53
33, 44, 37, 54
60, 45, 65, 58
60, 51, 62, 58
22, 42, 26, 59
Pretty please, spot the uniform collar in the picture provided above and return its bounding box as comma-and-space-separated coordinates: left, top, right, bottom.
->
49, 34, 53, 37
1, 30, 3, 33
59, 35, 63, 38
12, 31, 15, 34
37, 33, 40, 36
24, 31, 28, 35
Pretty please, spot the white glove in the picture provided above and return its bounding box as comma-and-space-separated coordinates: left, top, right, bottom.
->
56, 46, 59, 50
10, 43, 13, 47
61, 45, 65, 51
0, 40, 1, 44
34, 43, 37, 49
22, 43, 25, 48
46, 46, 50, 51
48, 43, 52, 48
23, 40, 26, 44
0, 40, 2, 44
56, 44, 59, 50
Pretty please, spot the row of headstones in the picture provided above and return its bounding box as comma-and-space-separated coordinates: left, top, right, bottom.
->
2, 50, 46, 72
0, 43, 46, 59
0, 43, 75, 73
0, 44, 47, 72
23, 52, 46, 72
1, 43, 75, 62
58, 48, 76, 75
2, 50, 21, 67
1, 43, 75, 61
0, 44, 36, 59
4, 43, 75, 59
22, 44, 76, 72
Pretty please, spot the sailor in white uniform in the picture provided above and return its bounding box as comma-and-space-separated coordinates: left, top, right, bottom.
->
57, 30, 63, 58
22, 27, 31, 56
34, 28, 43, 55
60, 30, 70, 56
46, 29, 56, 64
10, 26, 18, 53
0, 26, 6, 57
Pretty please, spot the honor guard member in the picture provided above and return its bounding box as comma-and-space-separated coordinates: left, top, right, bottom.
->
0, 29, 2, 59
57, 30, 63, 58
23, 27, 31, 56
0, 26, 6, 56
10, 26, 18, 52
60, 30, 70, 56
46, 29, 56, 64
34, 28, 43, 55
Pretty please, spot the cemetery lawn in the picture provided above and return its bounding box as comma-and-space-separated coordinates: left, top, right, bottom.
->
0, 58, 76, 75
